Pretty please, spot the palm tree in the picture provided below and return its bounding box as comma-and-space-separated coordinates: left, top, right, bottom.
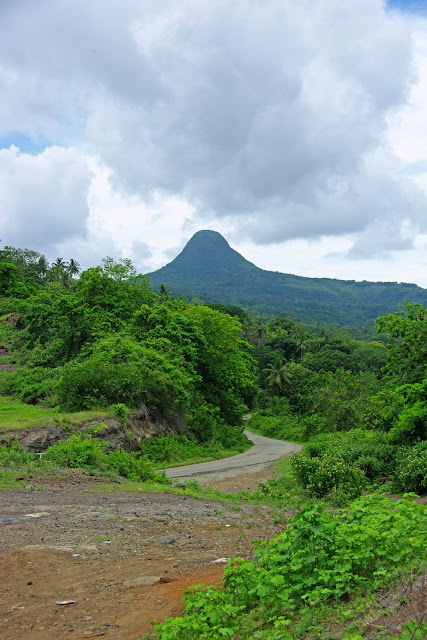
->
263, 358, 293, 396
253, 321, 267, 348
295, 335, 309, 361
60, 269, 72, 288
36, 255, 49, 276
67, 258, 81, 277
158, 284, 171, 302
53, 257, 66, 269
47, 257, 65, 282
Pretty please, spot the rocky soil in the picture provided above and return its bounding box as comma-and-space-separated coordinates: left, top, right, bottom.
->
0, 470, 290, 640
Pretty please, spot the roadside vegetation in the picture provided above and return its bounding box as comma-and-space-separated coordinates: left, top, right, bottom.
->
0, 245, 426, 639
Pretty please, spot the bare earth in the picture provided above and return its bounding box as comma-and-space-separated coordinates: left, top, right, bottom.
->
0, 460, 291, 640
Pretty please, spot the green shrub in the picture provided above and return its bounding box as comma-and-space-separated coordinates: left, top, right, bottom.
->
103, 447, 163, 482
113, 403, 128, 426
44, 435, 105, 468
140, 435, 201, 464
248, 412, 304, 443
0, 366, 60, 404
155, 496, 427, 639
393, 441, 427, 494
292, 453, 366, 503
44, 434, 168, 483
0, 439, 36, 466
295, 430, 399, 496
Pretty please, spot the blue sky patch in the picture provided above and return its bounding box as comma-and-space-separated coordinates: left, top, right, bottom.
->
387, 0, 427, 14
0, 132, 48, 155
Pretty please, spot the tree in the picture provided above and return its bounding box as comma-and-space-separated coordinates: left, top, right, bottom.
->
376, 303, 427, 383
53, 258, 66, 269
158, 284, 171, 303
253, 321, 267, 348
67, 259, 81, 277
101, 257, 137, 282
263, 357, 293, 396
36, 255, 49, 276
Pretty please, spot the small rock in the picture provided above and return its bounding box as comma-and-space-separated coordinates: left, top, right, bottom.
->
211, 558, 229, 564
0, 518, 22, 525
156, 534, 192, 546
27, 580, 33, 585
25, 485, 35, 491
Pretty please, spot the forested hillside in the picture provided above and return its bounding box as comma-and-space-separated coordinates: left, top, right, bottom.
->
148, 230, 427, 326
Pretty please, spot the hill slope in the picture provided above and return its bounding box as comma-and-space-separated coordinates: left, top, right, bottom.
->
148, 230, 427, 325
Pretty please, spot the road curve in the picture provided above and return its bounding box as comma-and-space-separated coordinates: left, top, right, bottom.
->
165, 431, 302, 478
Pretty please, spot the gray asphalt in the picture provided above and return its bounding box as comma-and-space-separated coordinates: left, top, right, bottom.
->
165, 430, 302, 478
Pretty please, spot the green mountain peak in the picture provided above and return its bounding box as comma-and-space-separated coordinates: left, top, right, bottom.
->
165, 230, 257, 273
147, 230, 427, 325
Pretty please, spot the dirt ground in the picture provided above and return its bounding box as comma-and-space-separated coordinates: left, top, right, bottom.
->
0, 466, 289, 640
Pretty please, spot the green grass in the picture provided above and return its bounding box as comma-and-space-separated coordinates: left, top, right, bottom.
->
0, 396, 59, 428
0, 395, 116, 430
84, 478, 242, 502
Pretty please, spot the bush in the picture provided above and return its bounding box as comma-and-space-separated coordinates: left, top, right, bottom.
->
44, 435, 105, 468
248, 412, 304, 443
104, 448, 163, 482
393, 441, 427, 494
298, 429, 397, 477
0, 439, 36, 466
0, 366, 60, 404
155, 495, 427, 639
140, 435, 202, 464
44, 434, 168, 483
292, 453, 366, 503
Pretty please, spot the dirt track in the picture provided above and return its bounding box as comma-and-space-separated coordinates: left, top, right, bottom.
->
0, 467, 292, 640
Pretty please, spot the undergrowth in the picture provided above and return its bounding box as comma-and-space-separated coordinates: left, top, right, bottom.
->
154, 495, 427, 639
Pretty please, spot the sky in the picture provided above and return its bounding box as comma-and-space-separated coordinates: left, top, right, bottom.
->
1, 0, 427, 286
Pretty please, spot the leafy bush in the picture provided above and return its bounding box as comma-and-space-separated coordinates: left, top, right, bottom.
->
44, 435, 105, 468
155, 496, 427, 639
292, 453, 366, 503
393, 441, 427, 494
104, 447, 163, 482
0, 366, 60, 404
57, 339, 192, 413
293, 430, 400, 499
140, 435, 202, 464
0, 439, 36, 466
43, 434, 167, 483
113, 403, 128, 426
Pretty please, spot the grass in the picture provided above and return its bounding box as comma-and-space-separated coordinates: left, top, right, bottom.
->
0, 396, 59, 429
85, 478, 242, 502
0, 395, 117, 430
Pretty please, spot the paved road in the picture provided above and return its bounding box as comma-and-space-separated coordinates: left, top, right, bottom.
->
165, 431, 302, 478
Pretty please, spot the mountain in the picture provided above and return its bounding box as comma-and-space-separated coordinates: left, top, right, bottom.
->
147, 230, 427, 326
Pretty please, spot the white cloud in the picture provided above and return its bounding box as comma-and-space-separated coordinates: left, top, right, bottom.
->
0, 145, 91, 253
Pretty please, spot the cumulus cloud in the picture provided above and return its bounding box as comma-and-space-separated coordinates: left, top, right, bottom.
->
0, 145, 91, 252
1, 0, 427, 270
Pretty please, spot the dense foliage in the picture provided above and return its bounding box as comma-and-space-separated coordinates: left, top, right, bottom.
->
155, 495, 427, 639
0, 247, 256, 448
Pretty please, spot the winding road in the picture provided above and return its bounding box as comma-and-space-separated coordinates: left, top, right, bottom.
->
165, 430, 302, 478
